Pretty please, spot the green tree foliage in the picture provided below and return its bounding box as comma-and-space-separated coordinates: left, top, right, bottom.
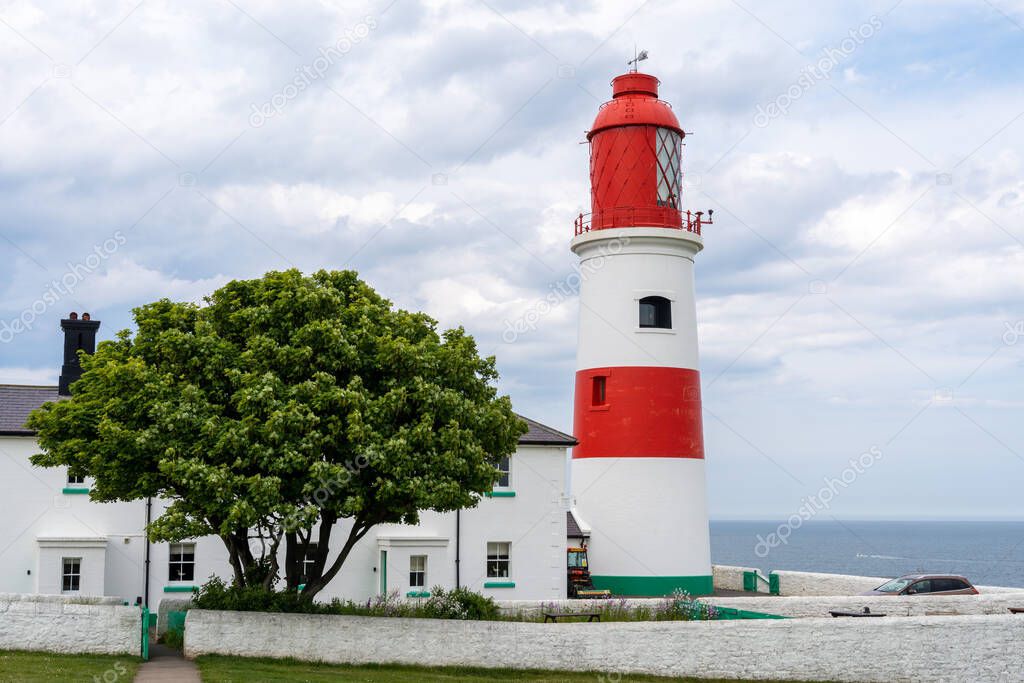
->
29, 270, 525, 600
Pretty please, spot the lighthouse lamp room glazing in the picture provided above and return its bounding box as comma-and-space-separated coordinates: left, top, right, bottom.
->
571, 69, 714, 596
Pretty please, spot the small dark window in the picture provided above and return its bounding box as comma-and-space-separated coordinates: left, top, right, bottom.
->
639, 296, 672, 329
592, 376, 606, 406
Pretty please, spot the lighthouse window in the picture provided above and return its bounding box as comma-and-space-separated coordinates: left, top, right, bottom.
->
639, 296, 672, 329
592, 376, 607, 406
656, 128, 682, 208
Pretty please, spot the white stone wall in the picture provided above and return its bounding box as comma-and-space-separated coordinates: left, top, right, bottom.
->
499, 591, 1024, 620
184, 609, 1024, 682
712, 564, 768, 592
0, 594, 139, 655
768, 569, 1023, 597
771, 569, 891, 596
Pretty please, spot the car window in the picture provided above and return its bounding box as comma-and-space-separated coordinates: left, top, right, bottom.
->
931, 578, 955, 592
905, 579, 931, 594
876, 578, 913, 593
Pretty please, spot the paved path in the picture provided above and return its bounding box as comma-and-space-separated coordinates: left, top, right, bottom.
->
134, 644, 201, 682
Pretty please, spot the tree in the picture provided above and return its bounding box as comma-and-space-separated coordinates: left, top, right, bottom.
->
30, 269, 525, 600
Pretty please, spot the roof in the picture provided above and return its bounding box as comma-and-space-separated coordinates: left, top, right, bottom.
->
516, 414, 577, 447
0, 385, 60, 435
567, 510, 589, 539
0, 389, 578, 447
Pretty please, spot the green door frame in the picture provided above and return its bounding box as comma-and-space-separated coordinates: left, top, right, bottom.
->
379, 550, 387, 595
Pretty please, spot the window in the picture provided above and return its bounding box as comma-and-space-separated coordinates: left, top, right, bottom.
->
168, 543, 195, 582
409, 555, 426, 587
495, 456, 510, 488
655, 127, 682, 208
67, 470, 85, 486
905, 580, 931, 595
301, 543, 318, 583
592, 376, 606, 406
61, 557, 81, 593
639, 296, 672, 329
487, 542, 510, 578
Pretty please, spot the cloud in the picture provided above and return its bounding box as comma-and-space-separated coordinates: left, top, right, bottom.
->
1, 0, 1023, 521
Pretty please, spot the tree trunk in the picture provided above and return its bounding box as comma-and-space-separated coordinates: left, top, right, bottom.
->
299, 513, 376, 602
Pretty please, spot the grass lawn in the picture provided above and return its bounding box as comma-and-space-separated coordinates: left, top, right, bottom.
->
196, 656, 814, 682
0, 650, 140, 683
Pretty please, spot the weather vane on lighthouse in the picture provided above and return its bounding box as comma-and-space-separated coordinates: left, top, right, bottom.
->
627, 47, 648, 72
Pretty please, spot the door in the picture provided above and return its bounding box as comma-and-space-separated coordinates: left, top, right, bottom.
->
379, 550, 387, 595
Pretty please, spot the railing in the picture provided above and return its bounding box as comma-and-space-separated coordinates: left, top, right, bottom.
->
574, 207, 711, 236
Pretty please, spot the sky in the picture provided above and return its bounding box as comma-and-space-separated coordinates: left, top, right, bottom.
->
1, 0, 1023, 521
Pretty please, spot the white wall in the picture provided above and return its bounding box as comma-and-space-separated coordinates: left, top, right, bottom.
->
185, 609, 1024, 682
0, 593, 139, 655
712, 564, 768, 592
0, 435, 569, 611
771, 569, 891, 596
0, 436, 146, 602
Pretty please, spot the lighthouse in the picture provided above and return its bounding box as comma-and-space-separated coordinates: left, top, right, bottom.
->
570, 68, 713, 596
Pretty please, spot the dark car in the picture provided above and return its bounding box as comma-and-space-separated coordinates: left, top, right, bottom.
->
860, 574, 978, 596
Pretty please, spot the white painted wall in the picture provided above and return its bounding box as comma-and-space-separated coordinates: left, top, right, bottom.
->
0, 435, 568, 611
0, 436, 146, 600
184, 609, 1024, 682
573, 457, 711, 579
571, 227, 702, 370
0, 594, 139, 655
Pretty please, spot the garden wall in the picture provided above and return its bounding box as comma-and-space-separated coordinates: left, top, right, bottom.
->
500, 590, 1024, 619
0, 593, 139, 655
711, 564, 768, 593
714, 566, 1022, 597
185, 609, 1024, 681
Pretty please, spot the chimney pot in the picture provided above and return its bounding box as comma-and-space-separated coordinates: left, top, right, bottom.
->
82, 312, 90, 321
69, 312, 78, 320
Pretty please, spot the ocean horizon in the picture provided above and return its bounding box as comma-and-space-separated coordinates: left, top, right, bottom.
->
709, 520, 1024, 588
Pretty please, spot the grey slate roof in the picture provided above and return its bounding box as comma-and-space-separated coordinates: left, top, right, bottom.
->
516, 414, 577, 446
0, 389, 577, 446
567, 510, 588, 539
0, 385, 60, 435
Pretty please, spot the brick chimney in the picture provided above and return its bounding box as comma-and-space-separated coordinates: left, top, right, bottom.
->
58, 312, 101, 396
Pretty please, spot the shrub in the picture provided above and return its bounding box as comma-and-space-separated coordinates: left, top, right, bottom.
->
191, 578, 500, 620
420, 586, 500, 621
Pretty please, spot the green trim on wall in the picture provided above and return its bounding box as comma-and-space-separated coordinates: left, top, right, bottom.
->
62, 487, 90, 495
163, 585, 197, 593
486, 490, 516, 498
589, 575, 714, 596
406, 590, 430, 598
483, 581, 516, 588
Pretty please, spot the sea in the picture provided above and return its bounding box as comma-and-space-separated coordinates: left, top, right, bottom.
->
710, 520, 1024, 589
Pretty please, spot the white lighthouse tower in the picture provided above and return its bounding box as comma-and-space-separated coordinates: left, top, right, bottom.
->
571, 68, 713, 596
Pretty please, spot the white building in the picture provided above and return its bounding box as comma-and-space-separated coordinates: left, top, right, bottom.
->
0, 316, 576, 610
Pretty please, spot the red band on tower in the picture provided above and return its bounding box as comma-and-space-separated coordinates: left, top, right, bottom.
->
573, 367, 704, 459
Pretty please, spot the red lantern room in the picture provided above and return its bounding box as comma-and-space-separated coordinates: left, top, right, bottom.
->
575, 71, 711, 235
